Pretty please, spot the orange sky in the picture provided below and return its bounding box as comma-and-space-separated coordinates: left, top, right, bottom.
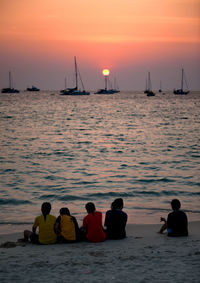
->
0, 0, 200, 90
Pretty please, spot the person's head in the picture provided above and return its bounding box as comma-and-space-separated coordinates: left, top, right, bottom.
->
171, 199, 181, 211
60, 207, 70, 216
112, 198, 124, 210
41, 202, 51, 220
85, 202, 96, 214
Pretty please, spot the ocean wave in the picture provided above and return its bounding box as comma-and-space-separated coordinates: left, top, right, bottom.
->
0, 221, 32, 225
39, 194, 88, 201
0, 199, 32, 205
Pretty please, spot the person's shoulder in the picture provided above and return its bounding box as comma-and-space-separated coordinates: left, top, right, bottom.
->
33, 215, 43, 225
179, 210, 187, 217
121, 210, 127, 215
83, 214, 89, 220
116, 209, 127, 216
168, 211, 174, 217
95, 211, 102, 216
71, 215, 77, 222
35, 215, 42, 221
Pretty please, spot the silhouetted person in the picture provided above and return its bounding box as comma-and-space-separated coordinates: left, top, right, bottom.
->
22, 202, 57, 244
159, 199, 188, 237
104, 198, 128, 239
82, 202, 106, 242
55, 207, 81, 243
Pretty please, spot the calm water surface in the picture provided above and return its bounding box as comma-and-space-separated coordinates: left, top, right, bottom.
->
0, 91, 199, 234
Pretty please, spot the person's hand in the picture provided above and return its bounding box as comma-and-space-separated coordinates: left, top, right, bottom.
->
160, 217, 166, 222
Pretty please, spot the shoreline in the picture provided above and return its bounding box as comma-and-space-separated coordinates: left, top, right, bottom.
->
0, 220, 199, 239
0, 221, 199, 282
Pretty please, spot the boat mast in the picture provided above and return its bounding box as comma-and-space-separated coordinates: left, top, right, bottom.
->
74, 56, 78, 90
9, 71, 12, 89
181, 68, 184, 90
148, 72, 152, 91
64, 77, 67, 89
105, 76, 108, 90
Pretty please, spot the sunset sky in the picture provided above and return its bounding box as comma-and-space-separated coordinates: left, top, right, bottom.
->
0, 0, 200, 90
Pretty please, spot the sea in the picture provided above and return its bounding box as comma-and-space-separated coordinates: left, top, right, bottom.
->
0, 90, 199, 234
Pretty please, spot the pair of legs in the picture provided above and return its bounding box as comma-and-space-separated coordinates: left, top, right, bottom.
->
18, 230, 39, 243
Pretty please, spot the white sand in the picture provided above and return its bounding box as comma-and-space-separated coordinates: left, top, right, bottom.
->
0, 222, 199, 283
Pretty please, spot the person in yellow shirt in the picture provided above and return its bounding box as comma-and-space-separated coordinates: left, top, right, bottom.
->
54, 207, 81, 242
23, 202, 57, 244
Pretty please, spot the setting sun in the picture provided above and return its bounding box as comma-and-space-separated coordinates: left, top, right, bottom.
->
102, 69, 110, 76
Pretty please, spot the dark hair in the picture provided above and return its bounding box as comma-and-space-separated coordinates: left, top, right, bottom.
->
41, 202, 51, 221
112, 198, 124, 209
60, 207, 70, 216
85, 202, 95, 214
171, 199, 181, 210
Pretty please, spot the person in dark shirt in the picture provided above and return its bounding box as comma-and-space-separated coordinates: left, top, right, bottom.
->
159, 199, 188, 237
104, 198, 128, 239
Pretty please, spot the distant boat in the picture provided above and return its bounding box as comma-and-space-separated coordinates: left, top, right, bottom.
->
173, 68, 190, 95
95, 77, 119, 94
145, 72, 155, 97
27, 86, 40, 91
1, 71, 20, 93
95, 89, 114, 94
60, 57, 90, 95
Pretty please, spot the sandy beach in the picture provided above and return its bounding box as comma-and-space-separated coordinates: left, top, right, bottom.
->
0, 221, 199, 283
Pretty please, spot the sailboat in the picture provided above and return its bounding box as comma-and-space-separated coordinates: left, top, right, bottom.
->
27, 86, 40, 91
60, 57, 90, 95
173, 68, 189, 95
145, 72, 155, 97
95, 76, 119, 94
1, 71, 20, 93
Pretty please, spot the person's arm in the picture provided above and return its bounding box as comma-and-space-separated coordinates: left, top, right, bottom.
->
104, 212, 108, 227
160, 217, 166, 223
32, 216, 39, 234
72, 216, 79, 230
124, 212, 128, 225
32, 226, 37, 233
82, 216, 88, 233
54, 216, 61, 234
158, 216, 167, 233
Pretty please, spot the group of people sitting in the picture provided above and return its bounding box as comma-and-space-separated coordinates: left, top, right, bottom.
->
21, 198, 127, 245
20, 198, 188, 245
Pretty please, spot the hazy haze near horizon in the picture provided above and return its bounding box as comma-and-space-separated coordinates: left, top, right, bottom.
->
0, 0, 200, 91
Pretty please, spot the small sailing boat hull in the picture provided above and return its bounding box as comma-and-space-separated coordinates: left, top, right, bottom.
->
146, 91, 155, 97
1, 88, 19, 93
60, 88, 90, 95
27, 86, 40, 91
173, 89, 189, 95
95, 89, 115, 94
66, 90, 90, 95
